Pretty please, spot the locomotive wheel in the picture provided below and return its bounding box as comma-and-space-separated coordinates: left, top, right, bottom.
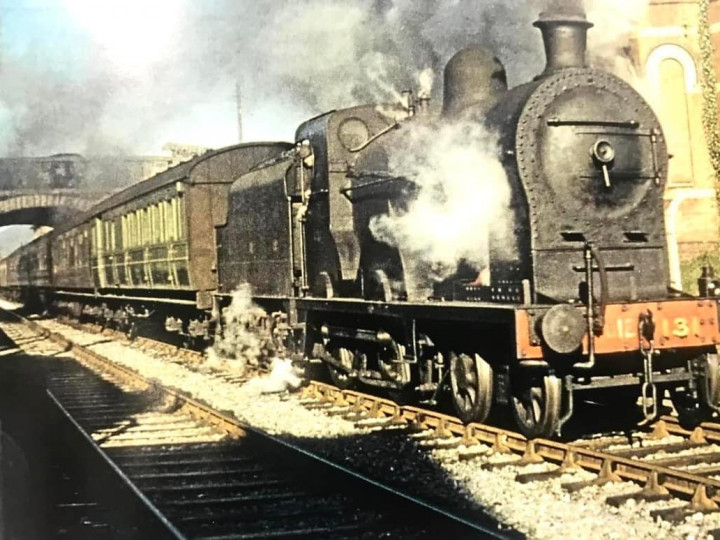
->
511, 373, 562, 439
449, 352, 493, 424
671, 353, 720, 428
326, 346, 356, 390
377, 341, 411, 386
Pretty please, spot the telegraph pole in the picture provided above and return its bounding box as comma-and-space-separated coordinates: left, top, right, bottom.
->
236, 82, 243, 143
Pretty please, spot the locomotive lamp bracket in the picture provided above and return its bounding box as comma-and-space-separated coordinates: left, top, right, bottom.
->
590, 139, 615, 188
296, 139, 314, 168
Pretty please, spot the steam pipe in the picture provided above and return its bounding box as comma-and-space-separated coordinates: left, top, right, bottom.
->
576, 244, 596, 370
576, 243, 609, 370
589, 243, 608, 335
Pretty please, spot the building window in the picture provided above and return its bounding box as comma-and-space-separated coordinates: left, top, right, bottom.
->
646, 44, 698, 187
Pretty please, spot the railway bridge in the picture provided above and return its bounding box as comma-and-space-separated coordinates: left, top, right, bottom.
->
0, 154, 107, 227
0, 150, 190, 228
0, 189, 105, 227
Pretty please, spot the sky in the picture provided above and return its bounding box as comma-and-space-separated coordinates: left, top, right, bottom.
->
0, 0, 296, 154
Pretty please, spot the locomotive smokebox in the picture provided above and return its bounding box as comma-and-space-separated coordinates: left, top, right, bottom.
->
442, 46, 507, 117
533, 10, 593, 75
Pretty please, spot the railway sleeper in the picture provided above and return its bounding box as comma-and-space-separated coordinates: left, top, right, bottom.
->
649, 485, 720, 523
605, 472, 673, 507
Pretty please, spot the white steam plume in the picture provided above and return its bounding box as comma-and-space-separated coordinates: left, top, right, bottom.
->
205, 283, 268, 374
205, 283, 305, 393
369, 120, 511, 297
244, 358, 305, 395
416, 68, 435, 99
584, 0, 650, 82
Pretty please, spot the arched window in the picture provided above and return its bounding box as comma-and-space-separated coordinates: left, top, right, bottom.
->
647, 44, 698, 185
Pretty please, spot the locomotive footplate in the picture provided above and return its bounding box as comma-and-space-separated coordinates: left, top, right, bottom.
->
297, 297, 519, 324
516, 298, 720, 360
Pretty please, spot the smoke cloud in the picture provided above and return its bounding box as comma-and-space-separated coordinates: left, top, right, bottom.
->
0, 0, 650, 162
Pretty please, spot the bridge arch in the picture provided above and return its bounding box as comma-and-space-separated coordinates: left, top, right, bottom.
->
0, 190, 100, 227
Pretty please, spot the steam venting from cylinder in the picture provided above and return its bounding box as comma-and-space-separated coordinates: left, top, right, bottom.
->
442, 46, 507, 117
533, 9, 593, 75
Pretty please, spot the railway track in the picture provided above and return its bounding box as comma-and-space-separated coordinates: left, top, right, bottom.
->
15, 311, 720, 532
300, 382, 720, 525
0, 310, 504, 539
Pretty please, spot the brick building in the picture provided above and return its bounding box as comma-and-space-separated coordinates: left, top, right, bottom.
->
631, 0, 720, 289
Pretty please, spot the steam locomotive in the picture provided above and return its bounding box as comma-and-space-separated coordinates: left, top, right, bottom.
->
2, 8, 720, 439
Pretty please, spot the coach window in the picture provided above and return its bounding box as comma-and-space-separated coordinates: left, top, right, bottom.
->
93, 218, 102, 256
156, 203, 163, 243
172, 198, 179, 240
131, 212, 138, 247
135, 211, 141, 246
178, 197, 184, 239
149, 206, 154, 244
157, 203, 163, 243
136, 209, 143, 246
173, 197, 180, 240
114, 220, 121, 251
162, 201, 169, 243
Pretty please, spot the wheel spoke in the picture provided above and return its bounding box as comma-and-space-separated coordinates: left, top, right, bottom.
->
531, 387, 544, 424
460, 387, 476, 411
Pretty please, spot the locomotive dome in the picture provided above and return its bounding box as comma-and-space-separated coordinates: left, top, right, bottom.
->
442, 46, 507, 117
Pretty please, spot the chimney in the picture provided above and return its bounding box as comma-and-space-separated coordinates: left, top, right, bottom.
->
533, 10, 593, 75
236, 81, 243, 143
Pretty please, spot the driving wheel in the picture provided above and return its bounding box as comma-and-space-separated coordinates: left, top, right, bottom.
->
449, 352, 493, 424
511, 373, 562, 439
